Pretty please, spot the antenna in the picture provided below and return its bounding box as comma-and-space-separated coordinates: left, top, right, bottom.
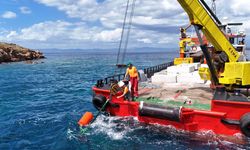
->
211, 0, 216, 15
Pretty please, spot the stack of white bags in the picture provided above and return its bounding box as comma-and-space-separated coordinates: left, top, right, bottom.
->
151, 63, 208, 85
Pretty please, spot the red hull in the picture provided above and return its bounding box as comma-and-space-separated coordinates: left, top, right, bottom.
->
92, 86, 250, 137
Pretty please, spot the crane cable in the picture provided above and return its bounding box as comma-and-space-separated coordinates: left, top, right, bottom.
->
116, 0, 130, 68
115, 0, 136, 75
121, 0, 136, 64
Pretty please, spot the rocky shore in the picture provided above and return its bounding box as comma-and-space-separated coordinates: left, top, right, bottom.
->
0, 42, 45, 63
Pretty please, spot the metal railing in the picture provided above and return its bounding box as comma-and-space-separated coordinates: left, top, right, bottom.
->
144, 61, 174, 78
96, 61, 173, 87
96, 73, 125, 88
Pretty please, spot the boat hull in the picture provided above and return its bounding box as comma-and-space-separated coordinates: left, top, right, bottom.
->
92, 86, 250, 137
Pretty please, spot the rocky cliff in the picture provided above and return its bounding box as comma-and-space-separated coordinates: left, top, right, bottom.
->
0, 42, 45, 63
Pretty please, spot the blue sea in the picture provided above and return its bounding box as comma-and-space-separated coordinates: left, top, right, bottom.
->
0, 49, 250, 150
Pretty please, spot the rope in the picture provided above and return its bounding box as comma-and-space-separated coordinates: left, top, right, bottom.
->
121, 0, 136, 64
116, 0, 130, 68
80, 99, 110, 134
114, 0, 136, 75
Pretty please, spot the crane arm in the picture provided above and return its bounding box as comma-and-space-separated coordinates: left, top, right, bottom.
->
177, 0, 240, 62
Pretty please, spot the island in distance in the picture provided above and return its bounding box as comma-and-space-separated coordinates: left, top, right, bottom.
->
0, 42, 45, 64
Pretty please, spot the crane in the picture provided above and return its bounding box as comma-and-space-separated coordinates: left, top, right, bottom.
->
177, 0, 250, 88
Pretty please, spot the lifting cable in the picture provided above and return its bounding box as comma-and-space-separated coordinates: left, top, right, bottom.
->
116, 0, 130, 68
121, 0, 136, 64
115, 0, 136, 75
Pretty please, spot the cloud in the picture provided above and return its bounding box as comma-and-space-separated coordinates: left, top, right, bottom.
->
0, 19, 177, 49
20, 7, 32, 14
0, 20, 123, 48
24, 0, 185, 48
6, 31, 17, 38
137, 38, 152, 44
1, 11, 17, 19
3, 20, 78, 41
34, 0, 184, 27
1, 0, 250, 49
35, 0, 98, 21
94, 28, 122, 42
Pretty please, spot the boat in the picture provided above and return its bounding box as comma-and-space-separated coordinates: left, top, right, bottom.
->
81, 0, 250, 139
176, 23, 247, 64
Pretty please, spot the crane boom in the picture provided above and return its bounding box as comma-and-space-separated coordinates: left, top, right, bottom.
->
177, 0, 240, 62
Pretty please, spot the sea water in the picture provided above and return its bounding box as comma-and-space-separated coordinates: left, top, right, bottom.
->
0, 49, 249, 150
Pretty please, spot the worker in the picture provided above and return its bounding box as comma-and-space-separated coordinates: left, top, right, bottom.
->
117, 81, 131, 101
124, 63, 139, 100
180, 27, 187, 38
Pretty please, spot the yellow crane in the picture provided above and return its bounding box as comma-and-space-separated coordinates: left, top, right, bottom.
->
177, 0, 250, 87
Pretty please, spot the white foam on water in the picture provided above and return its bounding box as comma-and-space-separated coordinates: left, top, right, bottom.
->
147, 125, 247, 148
194, 130, 247, 148
90, 115, 137, 140
72, 114, 249, 148
66, 128, 80, 141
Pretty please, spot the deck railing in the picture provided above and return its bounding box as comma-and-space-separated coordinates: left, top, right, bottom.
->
95, 61, 173, 87
144, 61, 174, 78
96, 73, 125, 88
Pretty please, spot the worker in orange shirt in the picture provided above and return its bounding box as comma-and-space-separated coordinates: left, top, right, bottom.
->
117, 81, 131, 101
124, 63, 139, 100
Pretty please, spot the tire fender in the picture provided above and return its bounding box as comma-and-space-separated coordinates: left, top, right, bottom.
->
92, 95, 107, 111
240, 113, 250, 137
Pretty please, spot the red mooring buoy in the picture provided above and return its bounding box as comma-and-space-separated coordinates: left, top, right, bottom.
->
78, 112, 94, 127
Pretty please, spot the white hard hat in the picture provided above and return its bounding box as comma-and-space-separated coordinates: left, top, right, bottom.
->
118, 81, 125, 87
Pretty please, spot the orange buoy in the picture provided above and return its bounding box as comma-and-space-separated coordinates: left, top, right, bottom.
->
78, 112, 94, 127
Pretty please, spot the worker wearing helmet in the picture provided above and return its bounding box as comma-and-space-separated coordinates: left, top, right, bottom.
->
124, 63, 139, 100
117, 81, 131, 101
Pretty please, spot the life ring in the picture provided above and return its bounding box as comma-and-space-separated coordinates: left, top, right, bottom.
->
92, 95, 107, 111
240, 113, 250, 137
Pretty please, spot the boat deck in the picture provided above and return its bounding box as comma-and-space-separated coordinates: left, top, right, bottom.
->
136, 82, 213, 110
95, 81, 213, 110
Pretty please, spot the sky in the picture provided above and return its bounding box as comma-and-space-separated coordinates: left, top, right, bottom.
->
0, 0, 250, 50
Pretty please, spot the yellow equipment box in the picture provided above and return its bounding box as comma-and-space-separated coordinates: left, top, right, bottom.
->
219, 62, 250, 85
174, 57, 193, 65
198, 67, 211, 80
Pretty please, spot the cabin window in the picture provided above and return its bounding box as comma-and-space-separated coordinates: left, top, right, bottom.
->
229, 37, 235, 44
236, 47, 243, 52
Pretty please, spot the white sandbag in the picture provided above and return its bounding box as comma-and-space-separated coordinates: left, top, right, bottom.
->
138, 70, 147, 82
192, 63, 201, 70
152, 74, 177, 84
192, 71, 205, 84
178, 64, 195, 73
177, 72, 205, 84
167, 66, 180, 74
